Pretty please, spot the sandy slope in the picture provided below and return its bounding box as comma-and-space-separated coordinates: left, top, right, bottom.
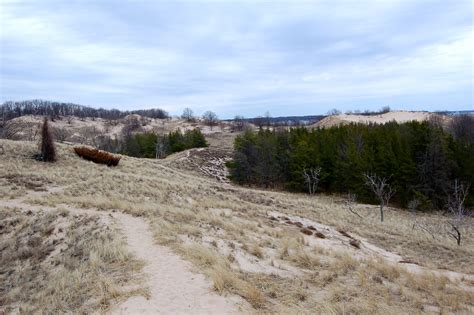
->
2, 140, 473, 313
311, 111, 447, 128
0, 186, 246, 314
112, 213, 246, 314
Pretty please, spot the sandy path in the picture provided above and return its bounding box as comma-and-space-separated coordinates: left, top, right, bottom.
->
111, 213, 245, 315
0, 189, 245, 314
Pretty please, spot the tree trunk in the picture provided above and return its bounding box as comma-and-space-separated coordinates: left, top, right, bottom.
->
379, 204, 384, 222
453, 226, 461, 246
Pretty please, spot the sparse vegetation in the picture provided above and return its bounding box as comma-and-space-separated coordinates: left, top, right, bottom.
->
0, 207, 145, 313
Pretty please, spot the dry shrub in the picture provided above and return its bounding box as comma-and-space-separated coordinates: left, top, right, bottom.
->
290, 249, 321, 269
73, 146, 121, 166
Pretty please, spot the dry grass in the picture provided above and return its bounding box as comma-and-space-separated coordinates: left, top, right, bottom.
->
0, 206, 146, 313
1, 139, 473, 313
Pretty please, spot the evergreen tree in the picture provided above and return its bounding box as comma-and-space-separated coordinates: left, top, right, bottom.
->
40, 117, 57, 162
228, 121, 473, 210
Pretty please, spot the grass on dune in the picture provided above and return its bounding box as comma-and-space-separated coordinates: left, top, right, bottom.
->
1, 139, 473, 313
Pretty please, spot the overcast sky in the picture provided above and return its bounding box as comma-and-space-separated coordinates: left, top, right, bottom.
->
1, 0, 472, 118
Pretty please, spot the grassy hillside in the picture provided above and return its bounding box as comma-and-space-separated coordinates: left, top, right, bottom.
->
1, 139, 473, 313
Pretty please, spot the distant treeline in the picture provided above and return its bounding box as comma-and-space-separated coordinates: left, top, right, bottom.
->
120, 129, 207, 158
228, 118, 474, 209
0, 100, 169, 120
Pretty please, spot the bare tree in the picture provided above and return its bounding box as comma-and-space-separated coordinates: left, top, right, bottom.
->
155, 135, 169, 159
327, 108, 341, 116
446, 179, 470, 246
380, 106, 391, 113
233, 115, 245, 131
450, 114, 474, 145
264, 111, 272, 128
202, 111, 219, 130
302, 167, 322, 195
364, 173, 395, 222
345, 193, 363, 218
0, 144, 4, 155
408, 198, 421, 229
181, 108, 194, 122
253, 116, 265, 130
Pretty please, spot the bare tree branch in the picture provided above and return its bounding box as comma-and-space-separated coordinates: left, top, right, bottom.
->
364, 172, 395, 222
303, 167, 322, 195
446, 179, 469, 245
345, 193, 363, 218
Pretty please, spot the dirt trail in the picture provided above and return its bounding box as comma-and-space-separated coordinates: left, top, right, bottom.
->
111, 213, 245, 314
1, 189, 245, 314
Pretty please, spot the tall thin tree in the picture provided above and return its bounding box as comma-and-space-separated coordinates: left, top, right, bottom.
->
364, 173, 395, 222
40, 117, 57, 162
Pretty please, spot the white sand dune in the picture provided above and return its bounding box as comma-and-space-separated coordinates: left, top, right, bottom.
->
311, 111, 447, 128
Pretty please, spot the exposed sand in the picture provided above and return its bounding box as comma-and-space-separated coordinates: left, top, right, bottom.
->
111, 212, 246, 315
268, 210, 474, 285
1, 187, 246, 314
311, 111, 446, 128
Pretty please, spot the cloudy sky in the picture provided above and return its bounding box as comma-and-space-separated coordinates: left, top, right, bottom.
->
1, 0, 472, 118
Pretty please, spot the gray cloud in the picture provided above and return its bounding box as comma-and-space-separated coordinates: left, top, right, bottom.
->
1, 0, 472, 118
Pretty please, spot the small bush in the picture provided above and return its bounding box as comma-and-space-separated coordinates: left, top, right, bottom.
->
73, 146, 121, 166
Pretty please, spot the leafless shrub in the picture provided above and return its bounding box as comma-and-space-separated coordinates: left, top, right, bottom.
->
302, 167, 321, 195
364, 173, 395, 222
0, 120, 39, 140
0, 144, 4, 155
121, 115, 142, 135
52, 127, 71, 142
78, 126, 100, 145
345, 193, 362, 218
409, 198, 439, 240
446, 179, 470, 246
